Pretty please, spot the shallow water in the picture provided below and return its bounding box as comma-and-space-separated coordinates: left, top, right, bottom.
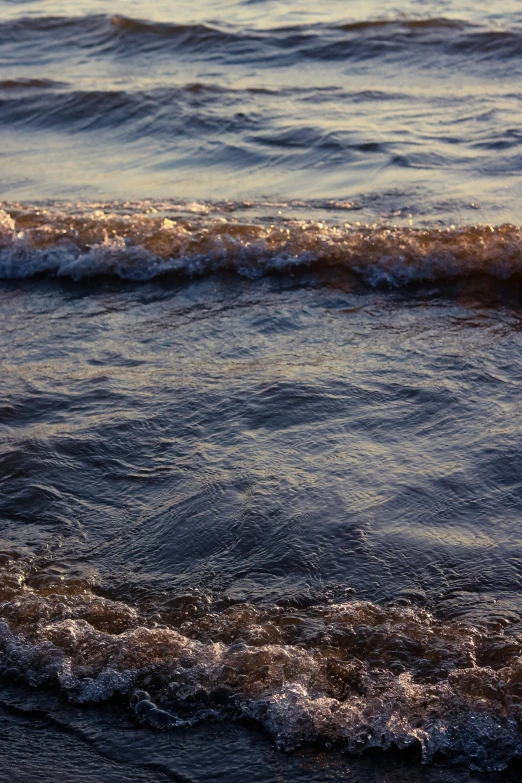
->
2, 0, 522, 779
3, 243, 522, 773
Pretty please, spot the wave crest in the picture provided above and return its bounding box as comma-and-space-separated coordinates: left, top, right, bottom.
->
1, 205, 522, 287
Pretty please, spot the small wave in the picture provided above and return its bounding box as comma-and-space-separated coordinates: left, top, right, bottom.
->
0, 84, 411, 139
0, 14, 248, 56
0, 85, 276, 137
2, 14, 522, 67
1, 204, 522, 287
0, 14, 112, 48
335, 17, 470, 32
110, 13, 241, 46
0, 78, 66, 90
0, 89, 172, 135
1, 556, 522, 770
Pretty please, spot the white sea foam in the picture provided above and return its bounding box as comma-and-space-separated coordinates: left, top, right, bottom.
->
1, 558, 522, 770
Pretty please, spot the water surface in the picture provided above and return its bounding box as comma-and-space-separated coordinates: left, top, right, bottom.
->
2, 0, 522, 779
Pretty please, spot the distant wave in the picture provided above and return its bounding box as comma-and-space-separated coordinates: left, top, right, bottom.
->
1, 84, 519, 177
1, 204, 522, 287
1, 555, 522, 770
0, 84, 417, 138
0, 78, 66, 90
2, 14, 522, 67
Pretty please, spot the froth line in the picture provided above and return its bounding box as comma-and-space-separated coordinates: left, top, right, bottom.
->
1, 208, 522, 287
0, 560, 522, 771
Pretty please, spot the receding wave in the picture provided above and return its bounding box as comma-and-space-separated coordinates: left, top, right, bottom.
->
1, 555, 522, 771
1, 204, 522, 288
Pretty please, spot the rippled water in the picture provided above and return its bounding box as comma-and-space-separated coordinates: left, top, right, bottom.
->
1, 0, 522, 219
3, 0, 522, 780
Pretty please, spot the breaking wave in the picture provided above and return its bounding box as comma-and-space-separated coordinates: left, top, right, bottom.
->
1, 555, 522, 771
1, 204, 522, 288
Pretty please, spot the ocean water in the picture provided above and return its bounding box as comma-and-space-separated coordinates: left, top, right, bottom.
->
2, 1, 522, 780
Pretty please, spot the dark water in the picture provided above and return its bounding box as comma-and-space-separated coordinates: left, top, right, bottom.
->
3, 0, 522, 780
